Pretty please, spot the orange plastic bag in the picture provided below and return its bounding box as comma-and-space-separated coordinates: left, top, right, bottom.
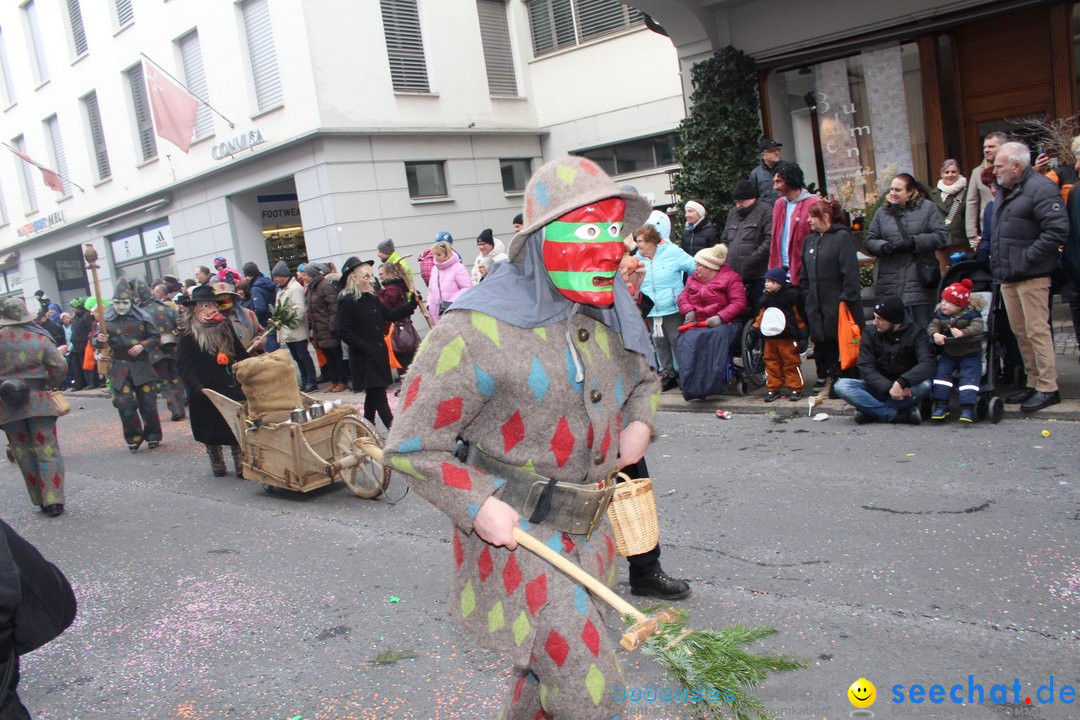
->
82, 339, 96, 371
386, 323, 402, 370
838, 301, 862, 370
316, 348, 327, 367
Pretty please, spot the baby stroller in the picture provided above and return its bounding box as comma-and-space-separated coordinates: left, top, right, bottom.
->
923, 260, 1005, 423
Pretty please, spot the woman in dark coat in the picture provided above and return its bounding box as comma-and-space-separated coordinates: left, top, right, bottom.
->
336, 257, 418, 429
176, 284, 250, 477
376, 262, 418, 371
864, 173, 948, 327
798, 198, 864, 388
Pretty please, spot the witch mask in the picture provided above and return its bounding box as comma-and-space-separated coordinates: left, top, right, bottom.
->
542, 197, 626, 306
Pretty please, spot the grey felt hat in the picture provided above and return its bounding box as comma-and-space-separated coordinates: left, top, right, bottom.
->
507, 156, 652, 263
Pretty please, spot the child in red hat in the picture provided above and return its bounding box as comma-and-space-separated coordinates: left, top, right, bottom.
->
927, 278, 985, 422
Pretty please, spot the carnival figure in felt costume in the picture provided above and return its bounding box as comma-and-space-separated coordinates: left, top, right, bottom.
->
385, 156, 662, 720
131, 278, 186, 421
176, 284, 249, 477
92, 280, 163, 452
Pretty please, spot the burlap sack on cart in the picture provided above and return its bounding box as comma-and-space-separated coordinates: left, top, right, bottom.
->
234, 349, 302, 418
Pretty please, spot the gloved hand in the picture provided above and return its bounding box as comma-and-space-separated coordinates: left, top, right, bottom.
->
706, 315, 722, 328
683, 310, 697, 323
877, 243, 895, 256
894, 235, 915, 253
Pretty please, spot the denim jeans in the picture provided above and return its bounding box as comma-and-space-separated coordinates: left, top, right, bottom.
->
834, 377, 932, 421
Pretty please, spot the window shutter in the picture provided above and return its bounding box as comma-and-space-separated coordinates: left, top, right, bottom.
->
477, 0, 517, 96
0, 29, 15, 105
84, 92, 111, 181
24, 1, 49, 84
67, 0, 88, 55
178, 31, 213, 138
13, 135, 37, 213
45, 116, 70, 196
115, 0, 134, 26
380, 0, 430, 92
527, 0, 575, 56
576, 0, 639, 41
126, 64, 158, 161
241, 0, 284, 111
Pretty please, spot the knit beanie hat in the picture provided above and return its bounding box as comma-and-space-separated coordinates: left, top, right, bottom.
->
378, 239, 395, 255
776, 163, 805, 189
764, 266, 787, 284
693, 244, 728, 271
477, 228, 494, 245
874, 296, 905, 324
242, 261, 260, 278
508, 156, 651, 263
684, 200, 706, 220
733, 179, 757, 201
301, 264, 323, 278
942, 278, 973, 308
512, 212, 524, 226
271, 260, 291, 278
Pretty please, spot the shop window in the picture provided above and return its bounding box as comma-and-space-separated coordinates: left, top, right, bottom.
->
574, 132, 679, 176
500, 158, 531, 192
0, 267, 21, 298
110, 219, 177, 285
766, 43, 926, 217
406, 161, 448, 199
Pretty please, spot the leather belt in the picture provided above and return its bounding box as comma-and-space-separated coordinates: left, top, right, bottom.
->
455, 438, 621, 539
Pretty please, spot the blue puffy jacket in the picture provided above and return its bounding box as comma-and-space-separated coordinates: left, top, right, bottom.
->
639, 241, 695, 317
248, 274, 278, 326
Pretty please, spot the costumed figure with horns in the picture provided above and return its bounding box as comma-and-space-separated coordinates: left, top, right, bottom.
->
0, 298, 69, 516
131, 278, 186, 421
385, 156, 662, 719
92, 280, 163, 452
176, 284, 250, 477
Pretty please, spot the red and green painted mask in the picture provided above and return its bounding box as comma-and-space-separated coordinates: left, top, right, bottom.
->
543, 197, 626, 306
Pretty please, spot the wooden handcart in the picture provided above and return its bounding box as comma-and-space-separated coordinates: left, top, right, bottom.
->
203, 389, 391, 498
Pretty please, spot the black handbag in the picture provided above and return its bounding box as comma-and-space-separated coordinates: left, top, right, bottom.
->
391, 319, 420, 355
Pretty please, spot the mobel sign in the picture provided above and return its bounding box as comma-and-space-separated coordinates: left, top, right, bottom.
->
211, 129, 266, 160
16, 210, 65, 239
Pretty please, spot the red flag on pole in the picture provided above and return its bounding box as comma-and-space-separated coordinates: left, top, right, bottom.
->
143, 59, 199, 153
8, 148, 65, 193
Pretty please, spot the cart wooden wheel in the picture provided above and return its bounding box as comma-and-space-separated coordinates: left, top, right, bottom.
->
331, 416, 391, 498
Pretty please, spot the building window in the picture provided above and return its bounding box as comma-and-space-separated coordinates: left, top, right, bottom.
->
66, 0, 88, 57
0, 180, 8, 225
477, 0, 517, 96
0, 268, 21, 298
22, 1, 49, 85
241, 0, 283, 112
44, 115, 70, 198
500, 158, 531, 192
125, 63, 158, 162
527, 0, 642, 57
405, 161, 447, 199
82, 91, 111, 182
177, 30, 213, 139
380, 0, 430, 93
110, 219, 177, 285
574, 132, 679, 176
765, 43, 927, 214
114, 0, 134, 28
11, 135, 37, 214
0, 28, 15, 106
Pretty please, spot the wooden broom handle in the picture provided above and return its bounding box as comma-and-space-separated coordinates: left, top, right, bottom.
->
393, 259, 433, 329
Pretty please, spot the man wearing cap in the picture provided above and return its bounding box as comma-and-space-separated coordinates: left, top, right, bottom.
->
242, 262, 277, 328
471, 228, 508, 285
302, 264, 347, 392
271, 261, 317, 392
750, 138, 787, 204
92, 281, 164, 452
0, 297, 69, 516
376, 239, 413, 281
768, 163, 816, 286
833, 296, 935, 424
386, 156, 662, 719
721, 178, 773, 308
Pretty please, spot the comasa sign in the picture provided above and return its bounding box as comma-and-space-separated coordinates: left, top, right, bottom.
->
211, 129, 266, 160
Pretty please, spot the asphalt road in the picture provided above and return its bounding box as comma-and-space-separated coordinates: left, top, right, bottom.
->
2, 396, 1078, 720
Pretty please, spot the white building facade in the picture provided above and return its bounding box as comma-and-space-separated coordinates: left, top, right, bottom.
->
0, 0, 682, 303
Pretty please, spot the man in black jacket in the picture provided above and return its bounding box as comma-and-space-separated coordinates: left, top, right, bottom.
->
992, 141, 1068, 412
1, 519, 77, 718
833, 296, 935, 424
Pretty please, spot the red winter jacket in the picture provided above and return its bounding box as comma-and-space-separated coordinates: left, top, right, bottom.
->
768, 193, 817, 285
677, 265, 747, 323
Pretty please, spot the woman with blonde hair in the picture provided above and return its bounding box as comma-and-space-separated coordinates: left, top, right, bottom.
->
426, 240, 471, 323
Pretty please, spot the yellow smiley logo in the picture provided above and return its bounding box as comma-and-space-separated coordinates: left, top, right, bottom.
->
848, 678, 876, 708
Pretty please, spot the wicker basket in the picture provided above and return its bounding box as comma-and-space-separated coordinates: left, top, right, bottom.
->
605, 478, 659, 557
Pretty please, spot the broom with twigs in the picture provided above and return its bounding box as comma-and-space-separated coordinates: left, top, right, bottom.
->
246, 300, 302, 353
352, 439, 805, 720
